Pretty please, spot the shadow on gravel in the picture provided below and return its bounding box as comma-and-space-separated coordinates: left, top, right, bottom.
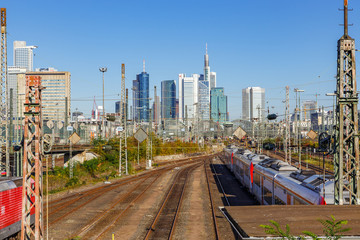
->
210, 163, 259, 207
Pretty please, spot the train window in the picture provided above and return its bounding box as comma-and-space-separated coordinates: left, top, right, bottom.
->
293, 197, 302, 205
254, 173, 260, 186
275, 196, 285, 205
263, 187, 272, 204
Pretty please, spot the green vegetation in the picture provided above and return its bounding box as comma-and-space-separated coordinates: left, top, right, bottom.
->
45, 135, 207, 194
260, 215, 351, 239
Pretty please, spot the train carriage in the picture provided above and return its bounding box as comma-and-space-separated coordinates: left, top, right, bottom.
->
223, 146, 348, 205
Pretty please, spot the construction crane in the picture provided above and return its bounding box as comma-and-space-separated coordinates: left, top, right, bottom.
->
1, 8, 9, 176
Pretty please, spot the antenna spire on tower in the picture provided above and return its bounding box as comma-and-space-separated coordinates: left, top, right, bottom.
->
206, 43, 208, 55
344, 0, 349, 38
143, 59, 145, 73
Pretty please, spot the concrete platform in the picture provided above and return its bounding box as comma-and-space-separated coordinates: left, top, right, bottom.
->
221, 205, 360, 239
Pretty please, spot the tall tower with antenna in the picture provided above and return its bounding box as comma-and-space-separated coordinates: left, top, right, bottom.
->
334, 0, 360, 205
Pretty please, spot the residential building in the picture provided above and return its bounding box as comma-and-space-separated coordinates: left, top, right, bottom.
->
210, 87, 227, 124
161, 80, 176, 121
13, 41, 37, 71
17, 70, 71, 122
178, 73, 199, 121
242, 87, 265, 121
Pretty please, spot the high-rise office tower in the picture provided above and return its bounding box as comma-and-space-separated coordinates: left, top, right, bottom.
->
161, 80, 176, 122
17, 69, 71, 121
153, 95, 161, 126
210, 87, 228, 124
178, 73, 199, 121
13, 41, 37, 71
132, 61, 150, 122
210, 72, 216, 89
303, 100, 317, 121
242, 87, 265, 121
198, 44, 211, 120
7, 66, 26, 117
198, 74, 210, 120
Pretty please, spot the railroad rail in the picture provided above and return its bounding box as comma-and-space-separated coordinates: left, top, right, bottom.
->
204, 160, 220, 240
46, 154, 212, 239
144, 162, 202, 240
265, 150, 334, 175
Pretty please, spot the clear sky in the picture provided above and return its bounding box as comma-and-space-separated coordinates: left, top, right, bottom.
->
2, 0, 360, 120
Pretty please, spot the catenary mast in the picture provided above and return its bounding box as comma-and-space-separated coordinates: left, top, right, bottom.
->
334, 0, 360, 205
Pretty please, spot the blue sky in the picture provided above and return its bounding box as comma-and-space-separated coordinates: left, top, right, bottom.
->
2, 0, 360, 120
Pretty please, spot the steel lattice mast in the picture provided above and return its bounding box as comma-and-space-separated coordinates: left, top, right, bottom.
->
334, 0, 360, 205
0, 8, 9, 176
21, 75, 43, 239
119, 63, 127, 175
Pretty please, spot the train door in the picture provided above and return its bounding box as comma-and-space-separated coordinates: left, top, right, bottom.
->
261, 176, 264, 205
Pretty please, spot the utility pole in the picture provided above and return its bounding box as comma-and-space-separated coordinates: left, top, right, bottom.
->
146, 108, 152, 169
21, 75, 43, 240
1, 8, 9, 176
334, 0, 359, 205
285, 86, 291, 164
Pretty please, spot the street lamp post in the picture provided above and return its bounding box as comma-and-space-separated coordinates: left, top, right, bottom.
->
294, 88, 304, 169
99, 67, 107, 139
326, 92, 336, 137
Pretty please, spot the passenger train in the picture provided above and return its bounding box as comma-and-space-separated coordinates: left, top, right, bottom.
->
223, 146, 349, 205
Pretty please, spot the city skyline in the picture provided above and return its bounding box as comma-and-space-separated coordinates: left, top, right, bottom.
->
1, 0, 358, 120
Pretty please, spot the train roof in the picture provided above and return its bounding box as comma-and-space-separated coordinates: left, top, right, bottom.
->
0, 177, 22, 192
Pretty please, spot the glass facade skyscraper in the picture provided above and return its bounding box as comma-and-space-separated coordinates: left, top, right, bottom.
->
178, 73, 199, 121
161, 80, 176, 121
210, 87, 227, 124
13, 41, 37, 71
133, 71, 149, 122
242, 87, 265, 121
198, 75, 210, 120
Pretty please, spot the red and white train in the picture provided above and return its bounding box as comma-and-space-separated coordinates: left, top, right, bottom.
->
0, 177, 34, 239
223, 146, 349, 205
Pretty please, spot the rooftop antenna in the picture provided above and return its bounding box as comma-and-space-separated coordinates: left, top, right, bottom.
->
143, 59, 145, 73
206, 43, 208, 55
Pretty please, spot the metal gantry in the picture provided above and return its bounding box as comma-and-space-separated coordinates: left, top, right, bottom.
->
119, 63, 127, 175
334, 0, 360, 205
21, 75, 43, 240
0, 8, 9, 176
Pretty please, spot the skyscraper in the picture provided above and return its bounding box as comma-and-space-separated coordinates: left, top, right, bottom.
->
242, 87, 265, 121
178, 73, 199, 121
7, 66, 26, 118
211, 87, 227, 124
303, 100, 317, 121
210, 72, 216, 89
161, 80, 176, 122
13, 41, 37, 71
132, 61, 150, 122
17, 69, 71, 121
198, 74, 210, 120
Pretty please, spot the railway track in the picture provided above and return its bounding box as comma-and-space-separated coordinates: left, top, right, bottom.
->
266, 150, 334, 175
143, 161, 202, 239
47, 155, 214, 239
